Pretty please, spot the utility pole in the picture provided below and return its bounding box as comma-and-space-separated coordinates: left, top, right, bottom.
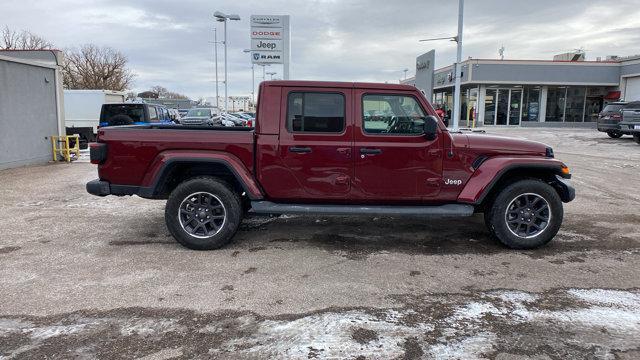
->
452, 0, 464, 131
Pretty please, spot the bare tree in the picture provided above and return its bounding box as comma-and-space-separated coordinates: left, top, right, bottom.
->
147, 85, 188, 99
62, 44, 134, 91
1, 26, 53, 50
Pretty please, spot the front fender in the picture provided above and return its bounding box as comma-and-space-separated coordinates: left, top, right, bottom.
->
141, 150, 264, 199
457, 157, 571, 204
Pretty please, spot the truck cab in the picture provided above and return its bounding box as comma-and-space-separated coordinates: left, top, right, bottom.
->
87, 81, 574, 251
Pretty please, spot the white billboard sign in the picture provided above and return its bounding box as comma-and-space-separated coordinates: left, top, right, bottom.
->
250, 14, 290, 78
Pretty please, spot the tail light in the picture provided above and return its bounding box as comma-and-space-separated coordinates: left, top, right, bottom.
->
611, 113, 622, 120
90, 143, 107, 164
247, 120, 253, 127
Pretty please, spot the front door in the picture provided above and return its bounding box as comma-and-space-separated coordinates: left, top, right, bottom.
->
277, 88, 353, 201
353, 91, 443, 201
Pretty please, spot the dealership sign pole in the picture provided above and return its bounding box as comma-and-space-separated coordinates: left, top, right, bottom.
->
250, 15, 290, 80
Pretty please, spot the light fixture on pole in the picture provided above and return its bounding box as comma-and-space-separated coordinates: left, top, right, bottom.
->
243, 49, 255, 104
403, 68, 409, 80
266, 71, 276, 80
214, 11, 241, 114
419, 0, 464, 131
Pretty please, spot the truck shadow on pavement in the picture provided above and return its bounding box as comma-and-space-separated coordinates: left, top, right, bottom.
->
107, 212, 640, 261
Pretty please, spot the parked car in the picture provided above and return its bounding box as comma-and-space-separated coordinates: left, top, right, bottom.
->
100, 103, 173, 128
618, 101, 640, 144
177, 109, 190, 118
87, 80, 574, 251
179, 108, 220, 126
232, 112, 256, 127
596, 102, 629, 138
221, 113, 248, 127
168, 108, 181, 123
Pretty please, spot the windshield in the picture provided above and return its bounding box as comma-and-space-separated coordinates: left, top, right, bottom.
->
101, 104, 145, 122
186, 109, 211, 117
602, 104, 625, 112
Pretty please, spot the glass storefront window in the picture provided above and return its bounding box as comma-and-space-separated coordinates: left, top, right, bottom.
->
484, 89, 497, 125
465, 87, 478, 127
522, 87, 540, 122
565, 87, 586, 122
546, 87, 566, 122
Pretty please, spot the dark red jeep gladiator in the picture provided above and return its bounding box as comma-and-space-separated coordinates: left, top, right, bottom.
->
87, 81, 574, 250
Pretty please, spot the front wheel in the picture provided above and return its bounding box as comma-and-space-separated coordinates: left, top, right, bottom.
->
165, 177, 242, 250
607, 130, 623, 139
485, 179, 563, 249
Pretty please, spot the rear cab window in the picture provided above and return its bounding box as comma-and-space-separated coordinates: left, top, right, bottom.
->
287, 92, 345, 133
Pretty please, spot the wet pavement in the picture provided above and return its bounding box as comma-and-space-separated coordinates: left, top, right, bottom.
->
1, 128, 639, 359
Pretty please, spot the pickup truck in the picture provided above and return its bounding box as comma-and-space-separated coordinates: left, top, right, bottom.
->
87, 81, 575, 250
618, 101, 640, 144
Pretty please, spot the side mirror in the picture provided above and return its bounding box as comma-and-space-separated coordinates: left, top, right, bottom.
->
423, 115, 439, 140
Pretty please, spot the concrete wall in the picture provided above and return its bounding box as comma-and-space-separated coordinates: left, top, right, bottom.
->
470, 62, 620, 85
0, 58, 60, 170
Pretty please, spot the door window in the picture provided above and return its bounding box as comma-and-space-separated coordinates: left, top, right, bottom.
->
287, 92, 345, 133
362, 94, 425, 134
148, 106, 159, 122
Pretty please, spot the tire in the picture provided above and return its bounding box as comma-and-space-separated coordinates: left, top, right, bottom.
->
485, 179, 563, 249
607, 131, 623, 139
634, 134, 640, 145
165, 177, 242, 250
107, 114, 134, 126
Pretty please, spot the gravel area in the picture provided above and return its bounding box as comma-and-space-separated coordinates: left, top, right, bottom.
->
0, 128, 639, 359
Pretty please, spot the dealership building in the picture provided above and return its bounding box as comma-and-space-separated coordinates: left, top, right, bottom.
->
403, 54, 640, 127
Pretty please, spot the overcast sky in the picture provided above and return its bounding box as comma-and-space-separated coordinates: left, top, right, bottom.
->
2, 0, 640, 99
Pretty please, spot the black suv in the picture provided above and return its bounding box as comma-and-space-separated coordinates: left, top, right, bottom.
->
597, 102, 629, 138
100, 103, 174, 127
618, 101, 640, 144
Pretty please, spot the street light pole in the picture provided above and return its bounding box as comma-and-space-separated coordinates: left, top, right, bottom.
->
214, 11, 240, 114
243, 49, 255, 103
214, 28, 219, 109
452, 0, 464, 131
223, 19, 228, 113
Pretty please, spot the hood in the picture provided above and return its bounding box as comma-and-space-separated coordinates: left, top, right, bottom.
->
453, 132, 549, 157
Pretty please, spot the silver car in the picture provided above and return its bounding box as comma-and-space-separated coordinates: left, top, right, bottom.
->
180, 108, 219, 126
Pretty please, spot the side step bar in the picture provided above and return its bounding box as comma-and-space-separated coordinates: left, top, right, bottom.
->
249, 201, 475, 217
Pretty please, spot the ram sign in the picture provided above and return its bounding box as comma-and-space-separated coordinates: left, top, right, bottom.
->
250, 15, 290, 78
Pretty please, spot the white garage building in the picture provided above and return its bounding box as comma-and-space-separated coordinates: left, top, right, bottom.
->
0, 50, 65, 170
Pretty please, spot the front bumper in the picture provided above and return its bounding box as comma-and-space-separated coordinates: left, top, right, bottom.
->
552, 175, 575, 203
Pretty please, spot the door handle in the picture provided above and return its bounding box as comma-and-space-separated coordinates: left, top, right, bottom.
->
289, 146, 312, 154
360, 148, 382, 155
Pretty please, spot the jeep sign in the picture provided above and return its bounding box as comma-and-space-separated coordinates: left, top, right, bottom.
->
250, 14, 290, 78
251, 39, 283, 52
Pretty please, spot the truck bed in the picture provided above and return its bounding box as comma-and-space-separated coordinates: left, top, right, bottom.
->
96, 125, 255, 186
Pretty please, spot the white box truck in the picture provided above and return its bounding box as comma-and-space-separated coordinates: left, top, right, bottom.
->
64, 90, 126, 148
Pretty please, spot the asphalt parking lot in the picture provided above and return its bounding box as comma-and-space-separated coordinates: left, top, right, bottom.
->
1, 128, 639, 359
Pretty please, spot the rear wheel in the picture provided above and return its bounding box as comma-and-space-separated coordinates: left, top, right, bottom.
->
485, 179, 563, 249
107, 114, 133, 126
607, 130, 623, 138
165, 177, 242, 250
634, 134, 640, 145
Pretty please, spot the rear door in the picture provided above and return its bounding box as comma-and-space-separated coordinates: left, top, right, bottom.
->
276, 87, 354, 201
353, 90, 443, 201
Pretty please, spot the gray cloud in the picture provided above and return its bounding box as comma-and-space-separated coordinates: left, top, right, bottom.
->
2, 0, 639, 98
